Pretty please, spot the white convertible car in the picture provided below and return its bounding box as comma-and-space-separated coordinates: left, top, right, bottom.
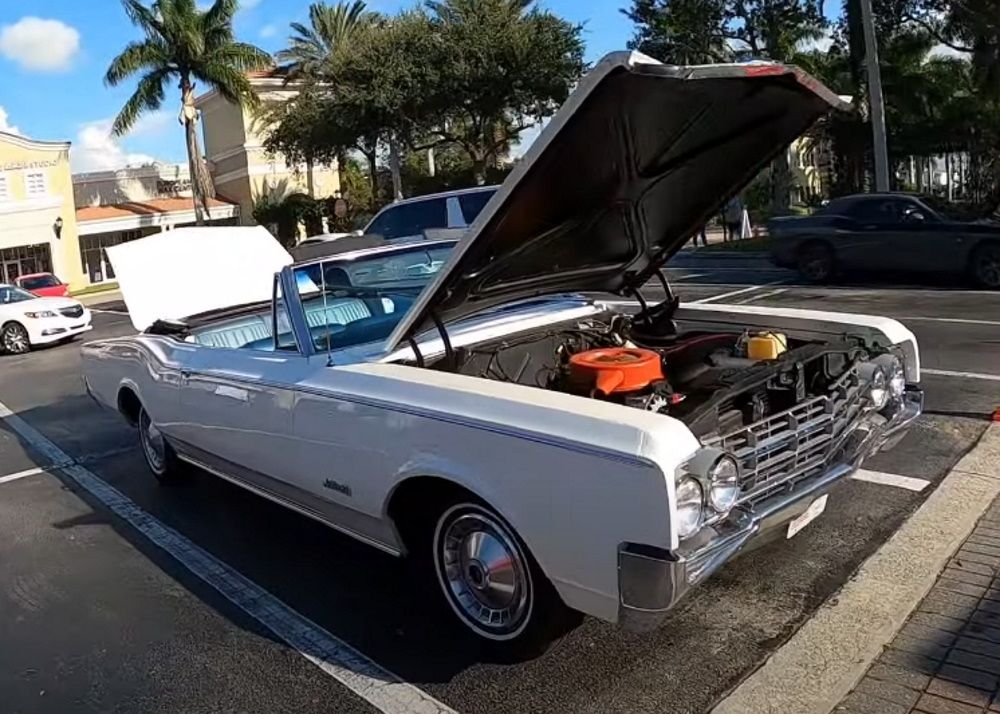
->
82, 52, 922, 653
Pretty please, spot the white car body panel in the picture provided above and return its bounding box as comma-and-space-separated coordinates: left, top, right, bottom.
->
0, 294, 92, 345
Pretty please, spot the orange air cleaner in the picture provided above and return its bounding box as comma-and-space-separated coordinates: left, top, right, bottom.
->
568, 348, 664, 396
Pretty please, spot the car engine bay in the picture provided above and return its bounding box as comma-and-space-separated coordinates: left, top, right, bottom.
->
444, 312, 870, 439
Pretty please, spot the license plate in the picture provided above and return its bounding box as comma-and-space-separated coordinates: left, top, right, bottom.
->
786, 494, 828, 539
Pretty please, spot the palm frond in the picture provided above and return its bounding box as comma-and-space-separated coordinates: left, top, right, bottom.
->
105, 39, 171, 86
204, 42, 273, 72
195, 62, 260, 107
121, 0, 164, 36
111, 69, 170, 136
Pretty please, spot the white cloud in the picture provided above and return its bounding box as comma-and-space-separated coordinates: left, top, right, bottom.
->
71, 119, 159, 173
0, 106, 21, 135
0, 17, 80, 72
259, 23, 278, 38
929, 43, 971, 60
129, 109, 174, 137
798, 28, 834, 54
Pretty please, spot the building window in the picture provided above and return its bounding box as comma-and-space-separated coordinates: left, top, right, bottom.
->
0, 244, 53, 283
0, 175, 8, 201
24, 170, 47, 197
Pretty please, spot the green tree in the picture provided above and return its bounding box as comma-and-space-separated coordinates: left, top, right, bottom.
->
625, 0, 728, 63
105, 0, 271, 224
416, 0, 585, 184
274, 2, 378, 193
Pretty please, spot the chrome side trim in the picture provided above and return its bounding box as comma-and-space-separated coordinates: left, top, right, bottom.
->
178, 367, 655, 468
172, 442, 402, 557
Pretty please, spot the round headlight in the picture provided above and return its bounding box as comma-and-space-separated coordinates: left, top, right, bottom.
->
869, 367, 888, 410
675, 476, 704, 539
879, 355, 906, 399
708, 456, 740, 513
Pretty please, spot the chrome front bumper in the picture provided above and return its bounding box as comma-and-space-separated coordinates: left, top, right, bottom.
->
618, 386, 923, 632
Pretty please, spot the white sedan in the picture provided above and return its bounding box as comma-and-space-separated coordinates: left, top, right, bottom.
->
0, 284, 92, 354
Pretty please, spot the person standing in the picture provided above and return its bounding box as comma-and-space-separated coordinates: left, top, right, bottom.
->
723, 195, 743, 242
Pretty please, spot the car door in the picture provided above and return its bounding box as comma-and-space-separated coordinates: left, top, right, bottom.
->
834, 198, 904, 271
173, 286, 325, 488
890, 198, 969, 274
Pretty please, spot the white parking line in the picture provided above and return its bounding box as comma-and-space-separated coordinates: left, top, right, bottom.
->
732, 288, 788, 305
0, 466, 47, 485
0, 399, 457, 714
692, 280, 788, 304
852, 469, 930, 492
923, 368, 1000, 382
90, 309, 129, 316
900, 316, 1000, 327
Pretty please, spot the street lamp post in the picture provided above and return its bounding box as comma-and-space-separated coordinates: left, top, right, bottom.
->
861, 0, 890, 191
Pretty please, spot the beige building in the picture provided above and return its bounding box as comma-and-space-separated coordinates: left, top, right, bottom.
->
0, 131, 84, 288
72, 164, 238, 285
196, 71, 341, 224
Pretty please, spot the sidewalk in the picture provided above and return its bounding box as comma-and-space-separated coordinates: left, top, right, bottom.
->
836, 497, 1000, 714
714, 425, 1000, 714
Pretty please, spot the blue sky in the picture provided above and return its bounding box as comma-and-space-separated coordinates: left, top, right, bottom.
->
0, 0, 634, 173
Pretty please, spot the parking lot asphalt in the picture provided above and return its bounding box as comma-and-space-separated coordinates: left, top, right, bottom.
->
2, 255, 999, 714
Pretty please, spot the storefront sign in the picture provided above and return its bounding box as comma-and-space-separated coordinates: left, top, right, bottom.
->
0, 159, 58, 171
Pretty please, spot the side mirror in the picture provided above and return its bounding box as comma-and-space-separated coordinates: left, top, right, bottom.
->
904, 210, 926, 223
352, 229, 364, 237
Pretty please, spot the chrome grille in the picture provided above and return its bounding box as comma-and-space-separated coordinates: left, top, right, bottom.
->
705, 364, 866, 504
59, 305, 83, 319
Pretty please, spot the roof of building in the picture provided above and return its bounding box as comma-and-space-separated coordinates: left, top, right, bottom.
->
76, 197, 236, 223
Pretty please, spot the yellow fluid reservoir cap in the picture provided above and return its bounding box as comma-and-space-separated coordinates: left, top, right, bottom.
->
747, 332, 787, 360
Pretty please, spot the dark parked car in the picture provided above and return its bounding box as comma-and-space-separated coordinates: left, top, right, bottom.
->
769, 193, 1000, 287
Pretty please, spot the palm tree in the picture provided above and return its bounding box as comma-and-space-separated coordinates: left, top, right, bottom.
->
105, 0, 272, 224
276, 2, 378, 194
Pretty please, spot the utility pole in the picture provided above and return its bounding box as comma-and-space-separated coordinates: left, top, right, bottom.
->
861, 0, 890, 191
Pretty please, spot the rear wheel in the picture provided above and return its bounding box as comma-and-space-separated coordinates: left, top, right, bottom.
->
1, 322, 30, 355
971, 242, 1000, 289
797, 241, 835, 282
138, 406, 181, 481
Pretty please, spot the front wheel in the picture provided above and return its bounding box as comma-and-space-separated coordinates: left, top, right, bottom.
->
1, 322, 30, 355
971, 242, 1000, 289
138, 406, 181, 481
797, 241, 835, 282
430, 500, 575, 657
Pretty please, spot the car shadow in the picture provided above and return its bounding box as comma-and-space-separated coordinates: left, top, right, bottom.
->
8, 394, 536, 686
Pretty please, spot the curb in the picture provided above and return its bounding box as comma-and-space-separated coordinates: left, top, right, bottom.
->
712, 424, 1000, 714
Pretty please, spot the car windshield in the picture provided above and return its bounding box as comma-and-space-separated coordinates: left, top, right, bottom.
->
19, 274, 61, 289
292, 243, 454, 352
0, 286, 39, 303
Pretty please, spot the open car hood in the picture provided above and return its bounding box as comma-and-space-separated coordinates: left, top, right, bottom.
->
107, 226, 292, 332
385, 51, 849, 352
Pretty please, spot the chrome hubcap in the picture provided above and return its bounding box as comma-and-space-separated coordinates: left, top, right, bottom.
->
3, 326, 27, 353
139, 410, 166, 473
436, 507, 531, 639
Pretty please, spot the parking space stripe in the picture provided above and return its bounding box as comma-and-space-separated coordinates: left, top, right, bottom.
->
852, 468, 930, 492
0, 466, 47, 485
923, 368, 1000, 382
899, 316, 1000, 327
692, 280, 788, 304
0, 399, 458, 714
732, 288, 788, 305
